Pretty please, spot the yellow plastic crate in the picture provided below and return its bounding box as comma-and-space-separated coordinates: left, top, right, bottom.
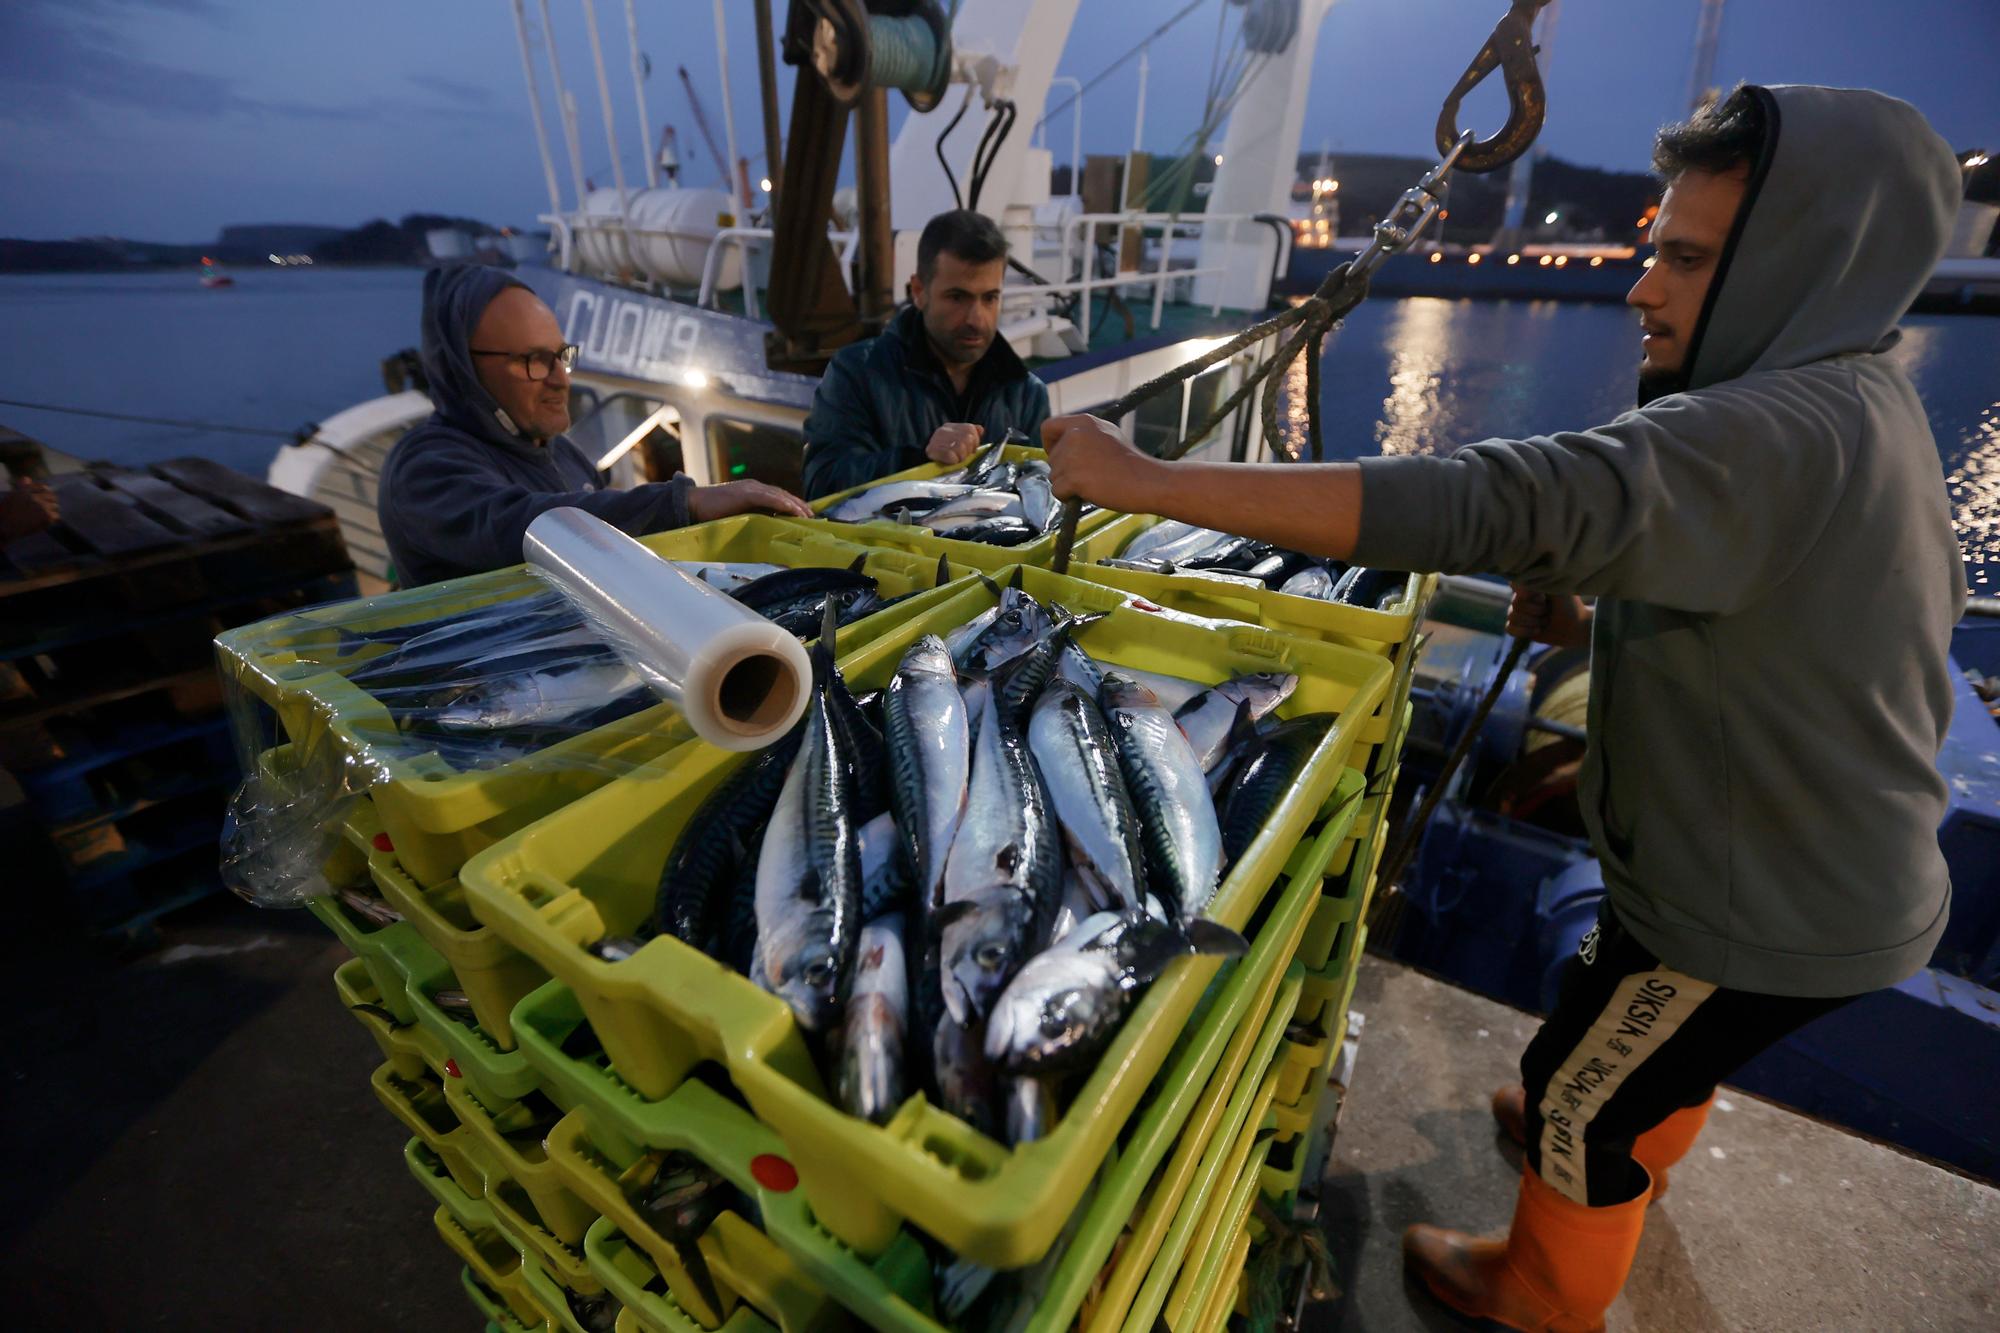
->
217, 516, 968, 890
1106, 973, 1299, 1333
446, 1080, 602, 1292
518, 1250, 624, 1333
583, 1216, 789, 1333
1273, 992, 1337, 1109
372, 847, 549, 1050
371, 1061, 492, 1201
463, 565, 1389, 1268
1081, 962, 1304, 1333
801, 445, 1120, 574
334, 956, 447, 1083
1166, 1106, 1272, 1330
1066, 512, 1434, 652
436, 1204, 554, 1329
1195, 1227, 1252, 1333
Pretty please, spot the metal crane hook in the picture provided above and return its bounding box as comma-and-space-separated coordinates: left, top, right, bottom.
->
1434, 0, 1554, 173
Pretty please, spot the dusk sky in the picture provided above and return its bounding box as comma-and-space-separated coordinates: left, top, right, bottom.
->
3, 0, 1994, 243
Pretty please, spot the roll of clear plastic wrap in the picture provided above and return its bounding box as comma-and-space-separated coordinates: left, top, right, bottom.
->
523, 508, 812, 750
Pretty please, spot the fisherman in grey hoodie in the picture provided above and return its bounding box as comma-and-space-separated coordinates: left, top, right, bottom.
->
378, 264, 809, 586
1044, 86, 1965, 1329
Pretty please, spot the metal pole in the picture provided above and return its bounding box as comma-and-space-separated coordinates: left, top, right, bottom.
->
1133, 48, 1149, 154
624, 0, 658, 189
854, 87, 896, 327
538, 0, 590, 207
510, 0, 565, 215
713, 0, 749, 209
753, 0, 785, 200
1045, 75, 1083, 207
580, 0, 631, 203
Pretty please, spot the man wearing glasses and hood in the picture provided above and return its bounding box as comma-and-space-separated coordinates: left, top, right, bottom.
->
379, 264, 809, 587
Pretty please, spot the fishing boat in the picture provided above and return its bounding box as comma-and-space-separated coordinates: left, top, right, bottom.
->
268, 0, 1319, 591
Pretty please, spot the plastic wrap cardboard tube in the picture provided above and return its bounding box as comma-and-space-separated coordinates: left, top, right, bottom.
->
522, 508, 811, 750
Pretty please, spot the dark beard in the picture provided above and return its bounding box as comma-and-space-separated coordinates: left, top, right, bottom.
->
1636, 364, 1690, 408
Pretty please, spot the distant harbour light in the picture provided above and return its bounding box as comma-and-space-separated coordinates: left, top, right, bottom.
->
1553, 255, 1569, 267
1543, 210, 1559, 225
1429, 251, 1442, 263
1507, 254, 1521, 265
1538, 254, 1553, 266
1589, 256, 1603, 267
1467, 252, 1482, 265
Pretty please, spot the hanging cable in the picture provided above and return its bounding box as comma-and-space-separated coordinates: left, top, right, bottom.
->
1036, 0, 1212, 134
0, 397, 322, 443
966, 98, 1016, 211
933, 85, 975, 209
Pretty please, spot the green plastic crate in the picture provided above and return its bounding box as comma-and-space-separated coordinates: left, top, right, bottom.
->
800, 445, 1120, 574
406, 1135, 495, 1233
218, 516, 969, 890
544, 1110, 846, 1332
462, 565, 1388, 1268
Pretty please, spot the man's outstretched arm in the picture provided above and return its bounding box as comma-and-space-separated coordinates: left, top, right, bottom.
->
1043, 414, 1363, 560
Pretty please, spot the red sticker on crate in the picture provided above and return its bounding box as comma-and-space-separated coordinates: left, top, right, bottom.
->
444, 1059, 461, 1079
372, 833, 394, 852
749, 1154, 798, 1192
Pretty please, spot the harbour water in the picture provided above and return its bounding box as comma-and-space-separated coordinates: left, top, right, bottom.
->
2, 268, 1995, 588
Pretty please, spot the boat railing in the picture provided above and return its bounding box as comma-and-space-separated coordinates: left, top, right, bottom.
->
1018, 212, 1291, 336
695, 227, 862, 318
540, 212, 861, 317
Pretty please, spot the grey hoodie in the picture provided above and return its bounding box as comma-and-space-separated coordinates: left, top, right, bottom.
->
378, 263, 692, 586
1354, 86, 1966, 997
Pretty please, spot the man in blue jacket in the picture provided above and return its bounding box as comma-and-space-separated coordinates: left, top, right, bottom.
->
379, 264, 808, 587
799, 209, 1050, 499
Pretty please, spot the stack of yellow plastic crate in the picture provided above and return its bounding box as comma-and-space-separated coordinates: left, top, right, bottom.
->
221, 451, 1428, 1331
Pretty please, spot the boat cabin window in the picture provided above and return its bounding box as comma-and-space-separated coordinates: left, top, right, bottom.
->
567, 392, 685, 485
707, 417, 805, 494
1129, 378, 1187, 457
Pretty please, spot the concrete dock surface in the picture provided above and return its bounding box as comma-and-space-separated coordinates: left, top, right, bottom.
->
4, 900, 1996, 1330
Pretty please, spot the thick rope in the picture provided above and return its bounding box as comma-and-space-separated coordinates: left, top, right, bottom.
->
1048, 261, 1368, 572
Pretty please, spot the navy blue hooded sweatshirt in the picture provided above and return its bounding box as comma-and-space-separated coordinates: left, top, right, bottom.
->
377, 264, 692, 586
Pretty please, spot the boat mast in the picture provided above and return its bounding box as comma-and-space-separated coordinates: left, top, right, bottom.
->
509, 0, 565, 216
624, 0, 660, 189
536, 0, 590, 208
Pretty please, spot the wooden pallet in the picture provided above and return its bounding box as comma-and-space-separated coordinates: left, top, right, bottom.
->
1, 452, 356, 936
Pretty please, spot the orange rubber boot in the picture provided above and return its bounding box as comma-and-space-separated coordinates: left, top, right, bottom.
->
1404, 1165, 1650, 1333
1631, 1096, 1713, 1197
1491, 1086, 1714, 1200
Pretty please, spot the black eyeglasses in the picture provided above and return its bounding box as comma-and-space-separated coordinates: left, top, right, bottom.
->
469, 343, 579, 381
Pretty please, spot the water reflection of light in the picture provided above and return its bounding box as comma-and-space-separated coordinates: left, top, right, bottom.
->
1278, 333, 1311, 460
1375, 298, 1457, 456
1944, 403, 2000, 591
1894, 324, 1995, 590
